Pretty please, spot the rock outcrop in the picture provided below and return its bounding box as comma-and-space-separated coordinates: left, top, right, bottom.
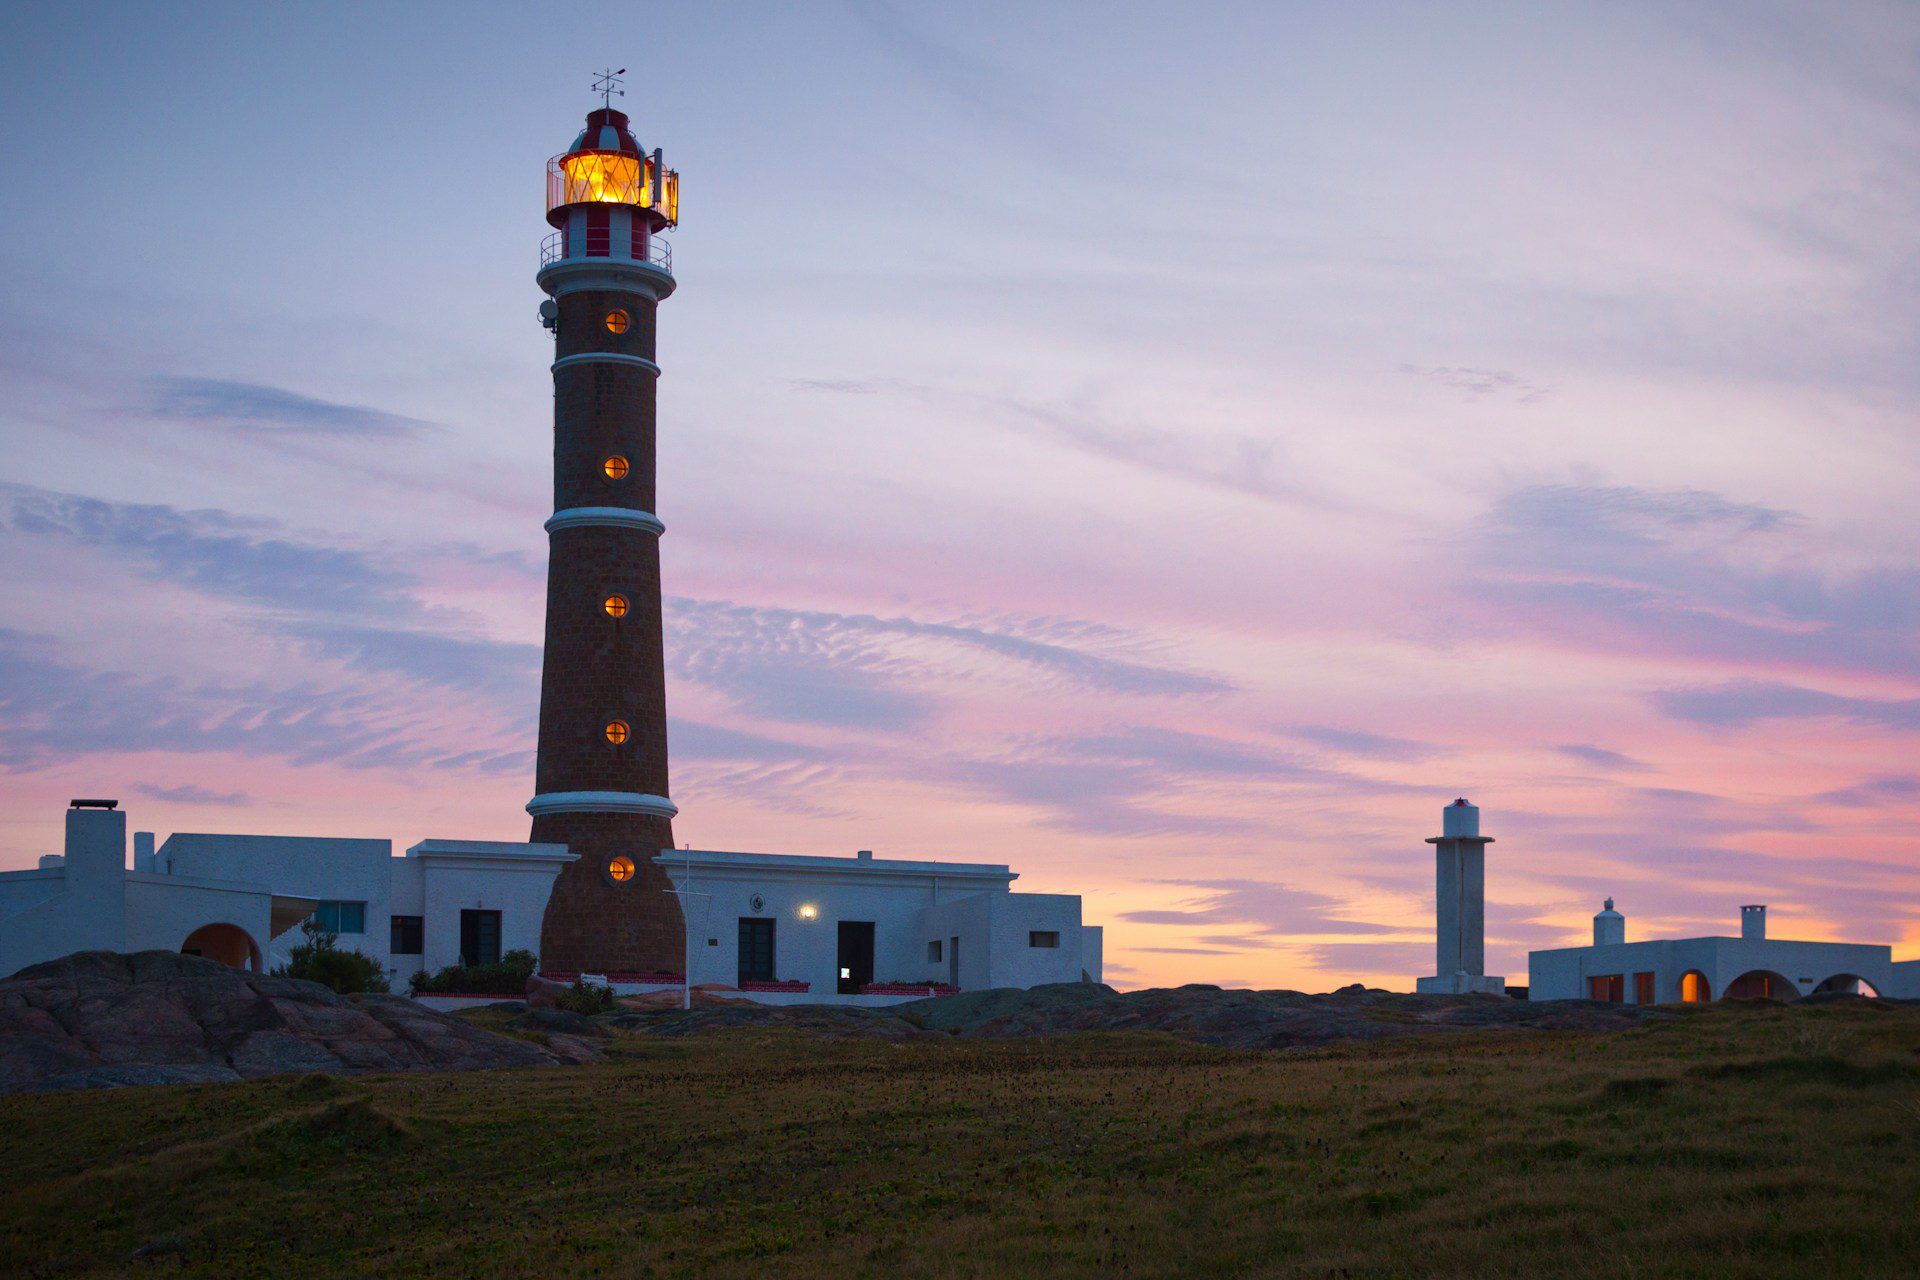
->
606, 981, 1669, 1048
897, 982, 1668, 1049
0, 951, 561, 1094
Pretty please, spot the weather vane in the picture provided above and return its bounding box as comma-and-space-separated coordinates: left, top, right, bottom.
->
593, 67, 627, 108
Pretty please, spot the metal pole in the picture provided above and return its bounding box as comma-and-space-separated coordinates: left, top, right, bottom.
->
683, 845, 692, 1011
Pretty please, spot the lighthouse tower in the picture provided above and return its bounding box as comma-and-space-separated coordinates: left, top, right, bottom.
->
528, 77, 686, 974
1415, 798, 1507, 996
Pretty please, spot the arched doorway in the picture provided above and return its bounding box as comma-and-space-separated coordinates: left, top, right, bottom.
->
1680, 970, 1711, 1003
182, 923, 262, 972
1725, 969, 1798, 1001
1812, 974, 1881, 997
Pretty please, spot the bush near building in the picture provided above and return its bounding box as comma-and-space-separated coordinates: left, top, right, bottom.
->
271, 920, 389, 995
408, 949, 538, 996
552, 977, 615, 1016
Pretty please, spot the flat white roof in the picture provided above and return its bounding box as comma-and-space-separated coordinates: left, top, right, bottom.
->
1531, 935, 1891, 957
653, 848, 1016, 880
405, 839, 576, 863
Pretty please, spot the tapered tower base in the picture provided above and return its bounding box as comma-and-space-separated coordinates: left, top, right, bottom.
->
534, 812, 683, 973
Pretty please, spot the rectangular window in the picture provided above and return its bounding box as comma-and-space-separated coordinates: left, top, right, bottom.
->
390, 915, 424, 955
585, 206, 610, 257
1634, 971, 1656, 1004
314, 900, 367, 934
738, 917, 775, 983
1029, 930, 1060, 949
1588, 974, 1624, 1003
928, 940, 943, 963
460, 909, 502, 968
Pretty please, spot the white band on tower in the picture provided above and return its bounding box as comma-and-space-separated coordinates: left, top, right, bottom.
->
545, 507, 666, 535
551, 352, 661, 376
526, 791, 679, 818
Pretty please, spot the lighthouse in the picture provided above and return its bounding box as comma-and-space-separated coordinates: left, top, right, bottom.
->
527, 76, 686, 974
1415, 798, 1507, 996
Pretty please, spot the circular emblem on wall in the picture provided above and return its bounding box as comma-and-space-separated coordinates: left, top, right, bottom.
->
750, 893, 765, 913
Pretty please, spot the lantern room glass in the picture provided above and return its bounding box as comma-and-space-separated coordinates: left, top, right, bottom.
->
548, 151, 679, 226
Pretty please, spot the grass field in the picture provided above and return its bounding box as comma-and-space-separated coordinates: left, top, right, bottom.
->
3, 998, 1917, 1278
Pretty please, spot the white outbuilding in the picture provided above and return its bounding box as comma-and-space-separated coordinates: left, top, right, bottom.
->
1528, 900, 1918, 1003
632, 847, 1101, 1005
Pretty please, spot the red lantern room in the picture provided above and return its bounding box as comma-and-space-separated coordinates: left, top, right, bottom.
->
543, 105, 679, 273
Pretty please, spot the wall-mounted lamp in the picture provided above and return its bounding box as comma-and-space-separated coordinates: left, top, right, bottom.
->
799, 904, 818, 920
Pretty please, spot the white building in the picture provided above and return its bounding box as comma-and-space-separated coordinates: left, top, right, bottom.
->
1, 800, 1103, 1005
1529, 900, 1920, 1003
638, 847, 1101, 1005
0, 800, 574, 986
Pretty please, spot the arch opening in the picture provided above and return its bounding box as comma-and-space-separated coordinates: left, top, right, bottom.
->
1725, 969, 1799, 1002
1812, 974, 1881, 998
182, 922, 262, 973
1680, 970, 1711, 1003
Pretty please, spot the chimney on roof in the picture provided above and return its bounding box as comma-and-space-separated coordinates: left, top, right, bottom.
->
856, 849, 872, 860
1741, 904, 1767, 941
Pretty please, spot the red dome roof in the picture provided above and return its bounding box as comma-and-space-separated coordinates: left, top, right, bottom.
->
566, 107, 642, 157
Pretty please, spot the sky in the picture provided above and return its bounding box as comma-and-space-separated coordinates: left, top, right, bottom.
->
1, 1, 1917, 992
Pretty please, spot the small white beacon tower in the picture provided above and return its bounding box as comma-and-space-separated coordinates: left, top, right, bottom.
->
1416, 797, 1507, 996
1593, 898, 1626, 946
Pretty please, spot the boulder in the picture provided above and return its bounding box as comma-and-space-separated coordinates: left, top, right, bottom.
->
507, 1006, 611, 1038
525, 975, 570, 1009
0, 951, 562, 1095
542, 1033, 605, 1065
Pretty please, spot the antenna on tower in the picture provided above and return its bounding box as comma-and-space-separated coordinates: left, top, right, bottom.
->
593, 67, 627, 108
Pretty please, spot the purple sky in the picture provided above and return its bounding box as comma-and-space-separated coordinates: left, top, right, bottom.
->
2, 3, 1917, 990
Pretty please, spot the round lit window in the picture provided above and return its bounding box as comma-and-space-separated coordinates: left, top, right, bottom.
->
605, 309, 631, 334
605, 720, 630, 745
604, 594, 629, 618
608, 855, 635, 882
603, 455, 630, 480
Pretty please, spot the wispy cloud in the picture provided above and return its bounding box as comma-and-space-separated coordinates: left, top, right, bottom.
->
670, 719, 828, 763
1399, 365, 1552, 403
5, 485, 411, 615
4, 485, 540, 714
0, 628, 530, 777
1652, 680, 1920, 730
1812, 775, 1920, 808
954, 726, 1408, 836
965, 735, 1261, 835
846, 1, 1133, 177
147, 377, 433, 436
1551, 743, 1652, 772
1287, 725, 1434, 762
131, 782, 251, 807
1118, 878, 1399, 939
665, 596, 1228, 732
1472, 482, 1919, 678
789, 379, 1327, 509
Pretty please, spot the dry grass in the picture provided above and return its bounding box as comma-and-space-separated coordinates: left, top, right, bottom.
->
2, 998, 1917, 1278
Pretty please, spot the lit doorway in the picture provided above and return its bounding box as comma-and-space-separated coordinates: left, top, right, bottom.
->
837, 921, 874, 995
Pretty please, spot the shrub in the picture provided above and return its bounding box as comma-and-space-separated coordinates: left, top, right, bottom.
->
408, 948, 539, 996
274, 919, 390, 994
554, 977, 615, 1016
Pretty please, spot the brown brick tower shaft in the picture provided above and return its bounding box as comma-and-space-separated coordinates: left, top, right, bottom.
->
529, 103, 684, 974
